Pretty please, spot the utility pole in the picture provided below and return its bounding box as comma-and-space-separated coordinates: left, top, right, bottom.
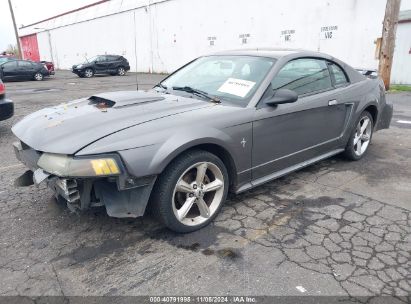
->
7, 0, 22, 59
378, 0, 402, 90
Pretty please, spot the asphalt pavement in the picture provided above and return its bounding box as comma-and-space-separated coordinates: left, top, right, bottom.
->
0, 71, 410, 301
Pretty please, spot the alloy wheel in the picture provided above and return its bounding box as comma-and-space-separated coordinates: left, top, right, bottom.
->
118, 67, 125, 76
84, 69, 93, 78
34, 73, 43, 81
172, 162, 225, 226
353, 116, 372, 156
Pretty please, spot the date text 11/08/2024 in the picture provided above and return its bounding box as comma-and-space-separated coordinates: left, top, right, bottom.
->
149, 296, 257, 303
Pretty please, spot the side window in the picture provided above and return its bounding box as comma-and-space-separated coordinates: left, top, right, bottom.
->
2, 61, 17, 70
271, 58, 333, 96
18, 61, 33, 68
96, 56, 107, 62
329, 63, 349, 86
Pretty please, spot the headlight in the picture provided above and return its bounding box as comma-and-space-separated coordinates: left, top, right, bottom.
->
77, 64, 83, 68
37, 153, 121, 177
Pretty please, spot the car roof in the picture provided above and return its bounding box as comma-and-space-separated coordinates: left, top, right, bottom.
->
210, 48, 365, 84
210, 48, 332, 59
0, 59, 37, 64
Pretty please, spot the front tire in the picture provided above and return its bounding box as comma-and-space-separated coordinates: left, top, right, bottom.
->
151, 150, 229, 233
344, 111, 374, 161
84, 68, 94, 78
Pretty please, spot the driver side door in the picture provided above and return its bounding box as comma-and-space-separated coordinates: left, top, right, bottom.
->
94, 56, 108, 73
251, 58, 350, 184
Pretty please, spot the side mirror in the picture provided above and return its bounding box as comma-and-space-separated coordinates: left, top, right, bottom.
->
265, 89, 298, 106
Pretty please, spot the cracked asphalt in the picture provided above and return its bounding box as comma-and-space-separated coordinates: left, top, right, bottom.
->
0, 71, 410, 301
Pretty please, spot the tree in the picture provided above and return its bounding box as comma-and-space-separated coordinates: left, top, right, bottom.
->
4, 44, 19, 57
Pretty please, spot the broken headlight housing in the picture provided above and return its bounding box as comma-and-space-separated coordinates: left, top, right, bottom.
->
37, 153, 121, 177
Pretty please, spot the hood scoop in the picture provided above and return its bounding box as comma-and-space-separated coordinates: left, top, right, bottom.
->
88, 91, 165, 109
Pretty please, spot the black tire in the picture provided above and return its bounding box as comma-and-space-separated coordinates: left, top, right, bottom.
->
344, 111, 374, 161
84, 68, 94, 78
150, 150, 229, 233
33, 72, 43, 81
117, 66, 126, 76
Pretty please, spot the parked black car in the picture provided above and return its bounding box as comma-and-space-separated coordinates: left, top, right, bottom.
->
0, 78, 14, 121
72, 55, 130, 78
0, 60, 50, 82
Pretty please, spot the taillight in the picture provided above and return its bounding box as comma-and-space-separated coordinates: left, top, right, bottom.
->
0, 83, 5, 95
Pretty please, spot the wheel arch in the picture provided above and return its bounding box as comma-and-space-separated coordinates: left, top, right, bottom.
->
363, 104, 378, 127
178, 143, 237, 191
153, 140, 238, 192
84, 67, 95, 73
343, 100, 379, 147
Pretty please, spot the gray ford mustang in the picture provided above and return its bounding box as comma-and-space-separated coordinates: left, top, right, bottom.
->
13, 49, 393, 232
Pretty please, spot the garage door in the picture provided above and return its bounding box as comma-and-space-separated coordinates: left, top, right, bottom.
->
20, 34, 40, 62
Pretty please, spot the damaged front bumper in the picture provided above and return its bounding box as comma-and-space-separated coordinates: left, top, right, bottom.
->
13, 141, 156, 218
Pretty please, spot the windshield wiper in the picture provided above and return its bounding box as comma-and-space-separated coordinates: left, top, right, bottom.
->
154, 82, 168, 90
172, 86, 221, 103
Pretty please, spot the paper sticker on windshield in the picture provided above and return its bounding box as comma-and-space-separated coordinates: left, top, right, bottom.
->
217, 78, 256, 98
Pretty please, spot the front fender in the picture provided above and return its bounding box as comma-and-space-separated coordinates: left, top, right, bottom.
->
117, 126, 240, 178
152, 129, 235, 173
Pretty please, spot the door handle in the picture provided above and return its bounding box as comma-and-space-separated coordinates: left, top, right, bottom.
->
328, 99, 338, 106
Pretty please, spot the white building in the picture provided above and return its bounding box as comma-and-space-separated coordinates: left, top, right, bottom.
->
392, 10, 411, 84
17, 0, 409, 84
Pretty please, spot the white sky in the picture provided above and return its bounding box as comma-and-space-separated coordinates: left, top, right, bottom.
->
0, 0, 96, 51
1, 0, 411, 52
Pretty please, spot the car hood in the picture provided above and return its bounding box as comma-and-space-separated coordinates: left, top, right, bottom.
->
12, 91, 212, 154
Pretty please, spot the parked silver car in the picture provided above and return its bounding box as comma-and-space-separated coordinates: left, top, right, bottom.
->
12, 49, 393, 232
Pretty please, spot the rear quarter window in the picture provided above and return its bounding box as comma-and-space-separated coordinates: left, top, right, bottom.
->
329, 63, 349, 86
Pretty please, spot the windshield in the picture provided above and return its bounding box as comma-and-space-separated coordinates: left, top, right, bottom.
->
159, 55, 275, 105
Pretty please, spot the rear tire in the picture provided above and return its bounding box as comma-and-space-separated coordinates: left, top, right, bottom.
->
117, 66, 126, 76
344, 111, 374, 161
150, 150, 229, 233
34, 72, 43, 81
